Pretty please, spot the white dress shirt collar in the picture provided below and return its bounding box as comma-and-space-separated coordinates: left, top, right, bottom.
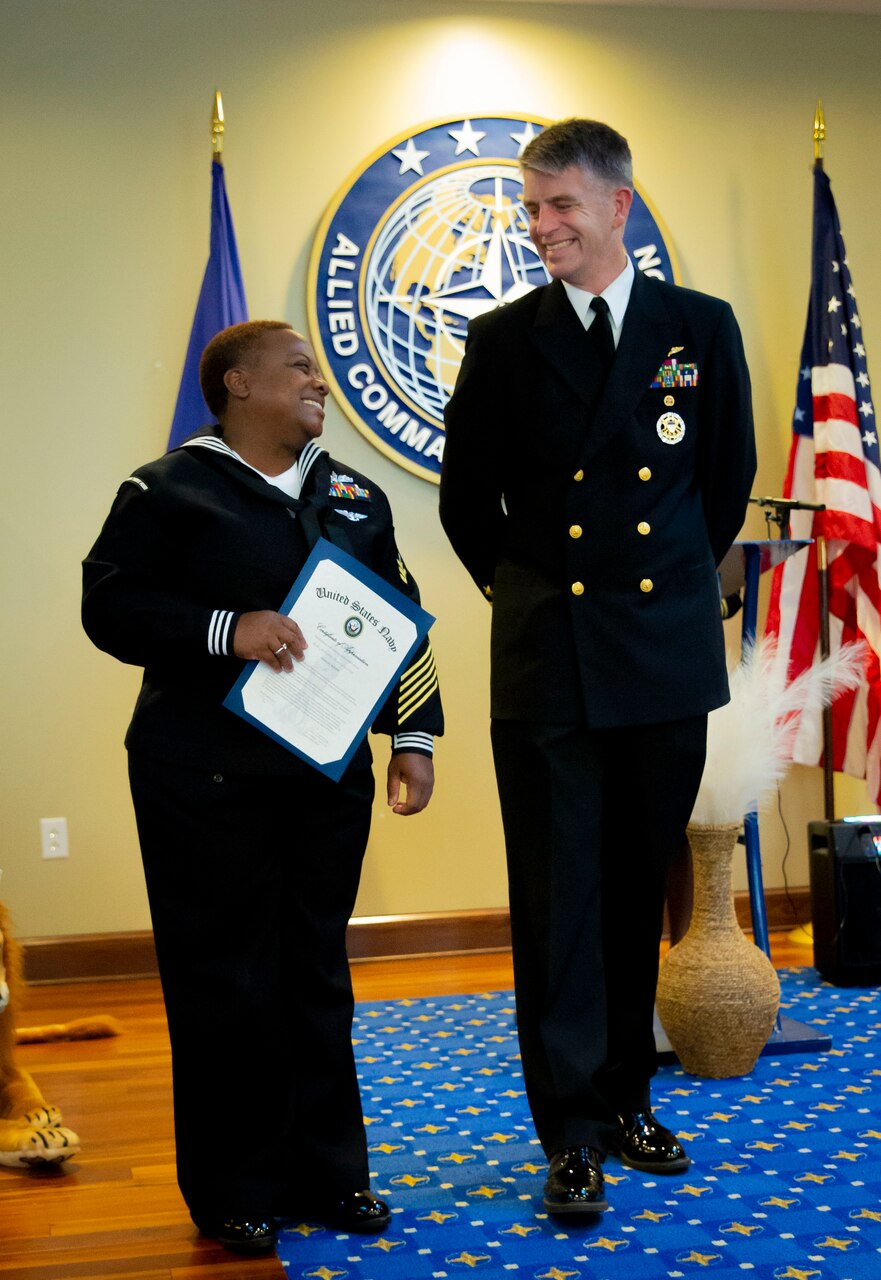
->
562, 256, 635, 345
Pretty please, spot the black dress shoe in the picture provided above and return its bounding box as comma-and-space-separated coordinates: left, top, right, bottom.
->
304, 1189, 391, 1233
543, 1146, 608, 1215
195, 1218, 277, 1252
613, 1109, 691, 1173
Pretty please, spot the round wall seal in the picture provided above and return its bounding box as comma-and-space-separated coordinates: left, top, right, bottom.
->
308, 116, 679, 483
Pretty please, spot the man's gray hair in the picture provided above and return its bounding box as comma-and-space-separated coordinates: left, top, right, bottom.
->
521, 118, 633, 189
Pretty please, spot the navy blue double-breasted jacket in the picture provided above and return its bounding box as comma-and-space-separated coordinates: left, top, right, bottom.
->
440, 270, 757, 728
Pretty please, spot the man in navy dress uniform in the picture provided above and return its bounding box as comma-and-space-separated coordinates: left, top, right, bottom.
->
440, 118, 756, 1215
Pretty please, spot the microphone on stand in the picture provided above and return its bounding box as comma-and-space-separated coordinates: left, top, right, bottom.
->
748, 495, 826, 539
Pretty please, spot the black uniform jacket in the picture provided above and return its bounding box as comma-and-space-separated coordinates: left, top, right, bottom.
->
83, 438, 443, 774
440, 270, 756, 728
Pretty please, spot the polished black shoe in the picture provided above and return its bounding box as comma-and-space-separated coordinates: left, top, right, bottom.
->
613, 1109, 691, 1173
195, 1217, 277, 1253
543, 1146, 608, 1215
314, 1190, 391, 1233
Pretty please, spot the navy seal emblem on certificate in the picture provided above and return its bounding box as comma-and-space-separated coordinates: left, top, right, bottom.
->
308, 116, 680, 484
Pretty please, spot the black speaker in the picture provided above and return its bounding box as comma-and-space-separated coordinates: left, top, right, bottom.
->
808, 819, 881, 986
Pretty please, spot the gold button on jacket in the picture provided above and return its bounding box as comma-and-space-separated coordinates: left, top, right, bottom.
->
569, 524, 582, 539
573, 469, 584, 482
638, 467, 652, 481
637, 521, 651, 535
571, 581, 584, 596
640, 578, 654, 593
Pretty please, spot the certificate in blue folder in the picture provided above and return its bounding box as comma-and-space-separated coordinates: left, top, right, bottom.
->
224, 538, 434, 780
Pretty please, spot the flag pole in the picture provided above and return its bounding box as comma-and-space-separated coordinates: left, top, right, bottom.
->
166, 89, 248, 450
813, 97, 825, 168
813, 99, 835, 820
212, 90, 224, 159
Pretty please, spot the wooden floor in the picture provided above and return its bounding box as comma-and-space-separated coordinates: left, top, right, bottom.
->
0, 936, 813, 1278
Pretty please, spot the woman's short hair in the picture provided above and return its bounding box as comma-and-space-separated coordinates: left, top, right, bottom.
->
199, 320, 293, 419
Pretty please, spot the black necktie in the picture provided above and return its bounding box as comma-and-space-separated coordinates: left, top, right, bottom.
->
588, 295, 615, 370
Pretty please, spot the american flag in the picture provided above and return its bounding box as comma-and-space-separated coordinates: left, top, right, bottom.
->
766, 164, 880, 803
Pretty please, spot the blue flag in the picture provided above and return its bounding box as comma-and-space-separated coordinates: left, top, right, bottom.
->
167, 158, 248, 450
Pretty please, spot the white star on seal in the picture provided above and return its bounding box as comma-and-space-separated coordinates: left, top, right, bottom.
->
391, 138, 430, 176
449, 120, 486, 156
510, 122, 539, 155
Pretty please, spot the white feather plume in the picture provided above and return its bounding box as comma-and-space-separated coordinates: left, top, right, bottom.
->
690, 637, 865, 825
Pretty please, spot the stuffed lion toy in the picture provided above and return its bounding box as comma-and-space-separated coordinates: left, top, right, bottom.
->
0, 903, 84, 1167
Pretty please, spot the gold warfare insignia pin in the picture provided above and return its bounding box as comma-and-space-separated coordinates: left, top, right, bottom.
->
657, 411, 686, 444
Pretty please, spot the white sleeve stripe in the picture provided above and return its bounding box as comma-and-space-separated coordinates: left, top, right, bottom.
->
392, 732, 434, 753
219, 611, 234, 656
208, 610, 235, 656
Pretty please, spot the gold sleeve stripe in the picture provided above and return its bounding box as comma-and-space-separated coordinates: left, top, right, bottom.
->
398, 641, 438, 721
398, 676, 440, 723
399, 668, 438, 718
400, 643, 436, 691
397, 554, 409, 584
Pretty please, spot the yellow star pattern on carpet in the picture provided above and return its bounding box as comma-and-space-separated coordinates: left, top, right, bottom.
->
680, 1252, 721, 1266
588, 1237, 627, 1251
447, 1253, 491, 1268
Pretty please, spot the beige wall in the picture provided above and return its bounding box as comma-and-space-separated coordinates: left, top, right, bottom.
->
2, 0, 879, 938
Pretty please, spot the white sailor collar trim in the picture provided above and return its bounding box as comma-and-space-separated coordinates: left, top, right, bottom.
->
180, 436, 327, 490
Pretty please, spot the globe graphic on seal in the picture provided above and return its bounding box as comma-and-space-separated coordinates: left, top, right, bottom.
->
362, 163, 550, 426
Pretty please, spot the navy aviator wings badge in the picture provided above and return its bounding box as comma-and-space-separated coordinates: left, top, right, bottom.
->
308, 117, 680, 483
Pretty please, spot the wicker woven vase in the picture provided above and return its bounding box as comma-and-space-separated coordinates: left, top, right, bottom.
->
656, 821, 781, 1078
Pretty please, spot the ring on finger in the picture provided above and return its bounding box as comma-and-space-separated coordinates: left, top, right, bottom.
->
273, 643, 288, 656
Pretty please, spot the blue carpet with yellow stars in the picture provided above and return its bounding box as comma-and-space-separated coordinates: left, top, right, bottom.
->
278, 969, 881, 1280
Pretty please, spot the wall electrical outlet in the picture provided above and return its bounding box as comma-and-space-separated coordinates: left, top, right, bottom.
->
40, 817, 69, 860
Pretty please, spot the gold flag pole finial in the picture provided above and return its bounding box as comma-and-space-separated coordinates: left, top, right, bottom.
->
813, 98, 825, 167
212, 90, 225, 159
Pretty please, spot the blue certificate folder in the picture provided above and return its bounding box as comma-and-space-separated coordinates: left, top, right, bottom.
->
223, 538, 435, 781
